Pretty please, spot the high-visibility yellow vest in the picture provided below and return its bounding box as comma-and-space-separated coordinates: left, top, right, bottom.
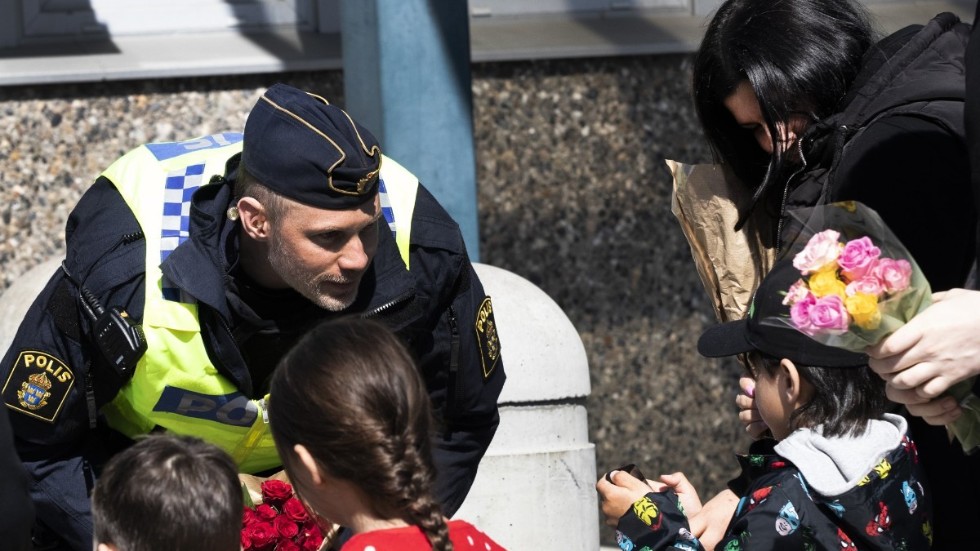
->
96, 133, 418, 472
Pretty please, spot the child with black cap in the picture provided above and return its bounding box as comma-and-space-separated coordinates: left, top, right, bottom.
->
598, 256, 933, 551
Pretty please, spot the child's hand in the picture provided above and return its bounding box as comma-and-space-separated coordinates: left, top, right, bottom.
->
652, 472, 702, 518
737, 376, 770, 439
687, 489, 739, 551
596, 470, 653, 527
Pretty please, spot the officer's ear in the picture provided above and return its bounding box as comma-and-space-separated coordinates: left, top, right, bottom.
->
237, 196, 271, 241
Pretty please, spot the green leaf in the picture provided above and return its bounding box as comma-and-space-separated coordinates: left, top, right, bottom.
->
242, 482, 254, 508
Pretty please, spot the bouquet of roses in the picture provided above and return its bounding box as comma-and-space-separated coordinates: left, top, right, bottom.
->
774, 201, 980, 452
241, 479, 326, 551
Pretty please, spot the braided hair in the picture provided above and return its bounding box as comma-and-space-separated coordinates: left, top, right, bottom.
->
268, 317, 453, 550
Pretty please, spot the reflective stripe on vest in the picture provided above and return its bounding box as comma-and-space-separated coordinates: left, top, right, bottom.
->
377, 155, 419, 269
96, 134, 417, 473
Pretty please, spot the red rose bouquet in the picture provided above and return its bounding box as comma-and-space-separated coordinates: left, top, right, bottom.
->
241, 479, 326, 551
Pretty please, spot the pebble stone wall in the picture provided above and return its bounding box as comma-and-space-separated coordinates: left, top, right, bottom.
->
0, 54, 746, 546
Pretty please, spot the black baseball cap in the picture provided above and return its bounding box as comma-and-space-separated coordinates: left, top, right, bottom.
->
241, 83, 382, 209
697, 258, 868, 368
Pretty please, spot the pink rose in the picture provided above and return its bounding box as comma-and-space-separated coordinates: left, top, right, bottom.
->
873, 258, 912, 293
837, 236, 880, 280
790, 293, 817, 334
845, 275, 884, 298
791, 294, 849, 335
808, 295, 850, 333
782, 279, 810, 306
793, 230, 842, 275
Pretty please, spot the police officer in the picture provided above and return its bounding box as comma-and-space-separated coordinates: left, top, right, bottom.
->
1, 83, 505, 550
0, 407, 33, 551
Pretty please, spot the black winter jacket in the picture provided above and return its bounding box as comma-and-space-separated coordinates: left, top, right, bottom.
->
782, 12, 975, 292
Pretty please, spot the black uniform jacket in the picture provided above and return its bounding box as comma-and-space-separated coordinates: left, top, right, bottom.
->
2, 155, 504, 549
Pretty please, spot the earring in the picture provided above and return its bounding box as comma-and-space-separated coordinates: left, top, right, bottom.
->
226, 206, 240, 221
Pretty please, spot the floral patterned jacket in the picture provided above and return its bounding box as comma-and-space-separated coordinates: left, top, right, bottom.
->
616, 420, 932, 550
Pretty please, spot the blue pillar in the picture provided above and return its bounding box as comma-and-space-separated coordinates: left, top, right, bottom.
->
340, 0, 480, 261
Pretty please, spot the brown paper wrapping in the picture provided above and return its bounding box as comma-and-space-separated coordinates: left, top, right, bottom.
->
668, 160, 776, 323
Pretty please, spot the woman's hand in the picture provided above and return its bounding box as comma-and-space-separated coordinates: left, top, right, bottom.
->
868, 289, 980, 423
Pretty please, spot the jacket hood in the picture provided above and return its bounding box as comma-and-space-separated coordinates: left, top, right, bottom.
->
775, 413, 906, 496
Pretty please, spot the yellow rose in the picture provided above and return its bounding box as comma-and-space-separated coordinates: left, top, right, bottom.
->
808, 269, 846, 299
845, 292, 881, 330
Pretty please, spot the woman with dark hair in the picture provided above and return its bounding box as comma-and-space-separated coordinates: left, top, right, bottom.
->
684, 0, 977, 547
267, 317, 505, 551
694, 0, 875, 212
693, 0, 975, 290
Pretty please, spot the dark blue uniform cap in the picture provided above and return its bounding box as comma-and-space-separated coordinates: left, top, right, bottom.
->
698, 258, 868, 368
242, 83, 382, 209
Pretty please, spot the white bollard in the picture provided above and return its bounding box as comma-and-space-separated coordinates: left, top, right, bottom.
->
457, 263, 598, 550
0, 257, 63, 358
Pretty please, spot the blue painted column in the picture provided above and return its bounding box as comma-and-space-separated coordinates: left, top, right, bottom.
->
340, 0, 480, 260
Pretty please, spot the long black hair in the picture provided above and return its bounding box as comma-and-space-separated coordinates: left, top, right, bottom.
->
693, 0, 876, 222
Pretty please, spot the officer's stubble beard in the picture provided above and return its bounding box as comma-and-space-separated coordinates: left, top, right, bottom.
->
266, 228, 365, 312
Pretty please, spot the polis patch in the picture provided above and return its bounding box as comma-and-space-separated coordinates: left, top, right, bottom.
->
474, 297, 500, 380
2, 350, 75, 423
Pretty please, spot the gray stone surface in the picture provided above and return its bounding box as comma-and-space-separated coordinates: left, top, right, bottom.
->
0, 56, 747, 545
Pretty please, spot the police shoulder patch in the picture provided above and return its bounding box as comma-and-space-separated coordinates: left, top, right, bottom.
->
474, 297, 500, 380
2, 350, 75, 423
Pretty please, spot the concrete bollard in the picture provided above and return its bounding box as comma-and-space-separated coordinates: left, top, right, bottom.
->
0, 259, 599, 549
0, 257, 62, 358
456, 263, 597, 549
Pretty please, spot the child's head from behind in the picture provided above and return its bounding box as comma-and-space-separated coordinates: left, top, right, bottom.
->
91, 434, 242, 551
699, 259, 886, 440
268, 317, 450, 548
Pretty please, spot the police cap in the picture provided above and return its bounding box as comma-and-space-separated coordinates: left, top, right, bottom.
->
242, 83, 382, 209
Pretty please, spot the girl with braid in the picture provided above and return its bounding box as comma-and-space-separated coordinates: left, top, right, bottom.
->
268, 317, 506, 551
